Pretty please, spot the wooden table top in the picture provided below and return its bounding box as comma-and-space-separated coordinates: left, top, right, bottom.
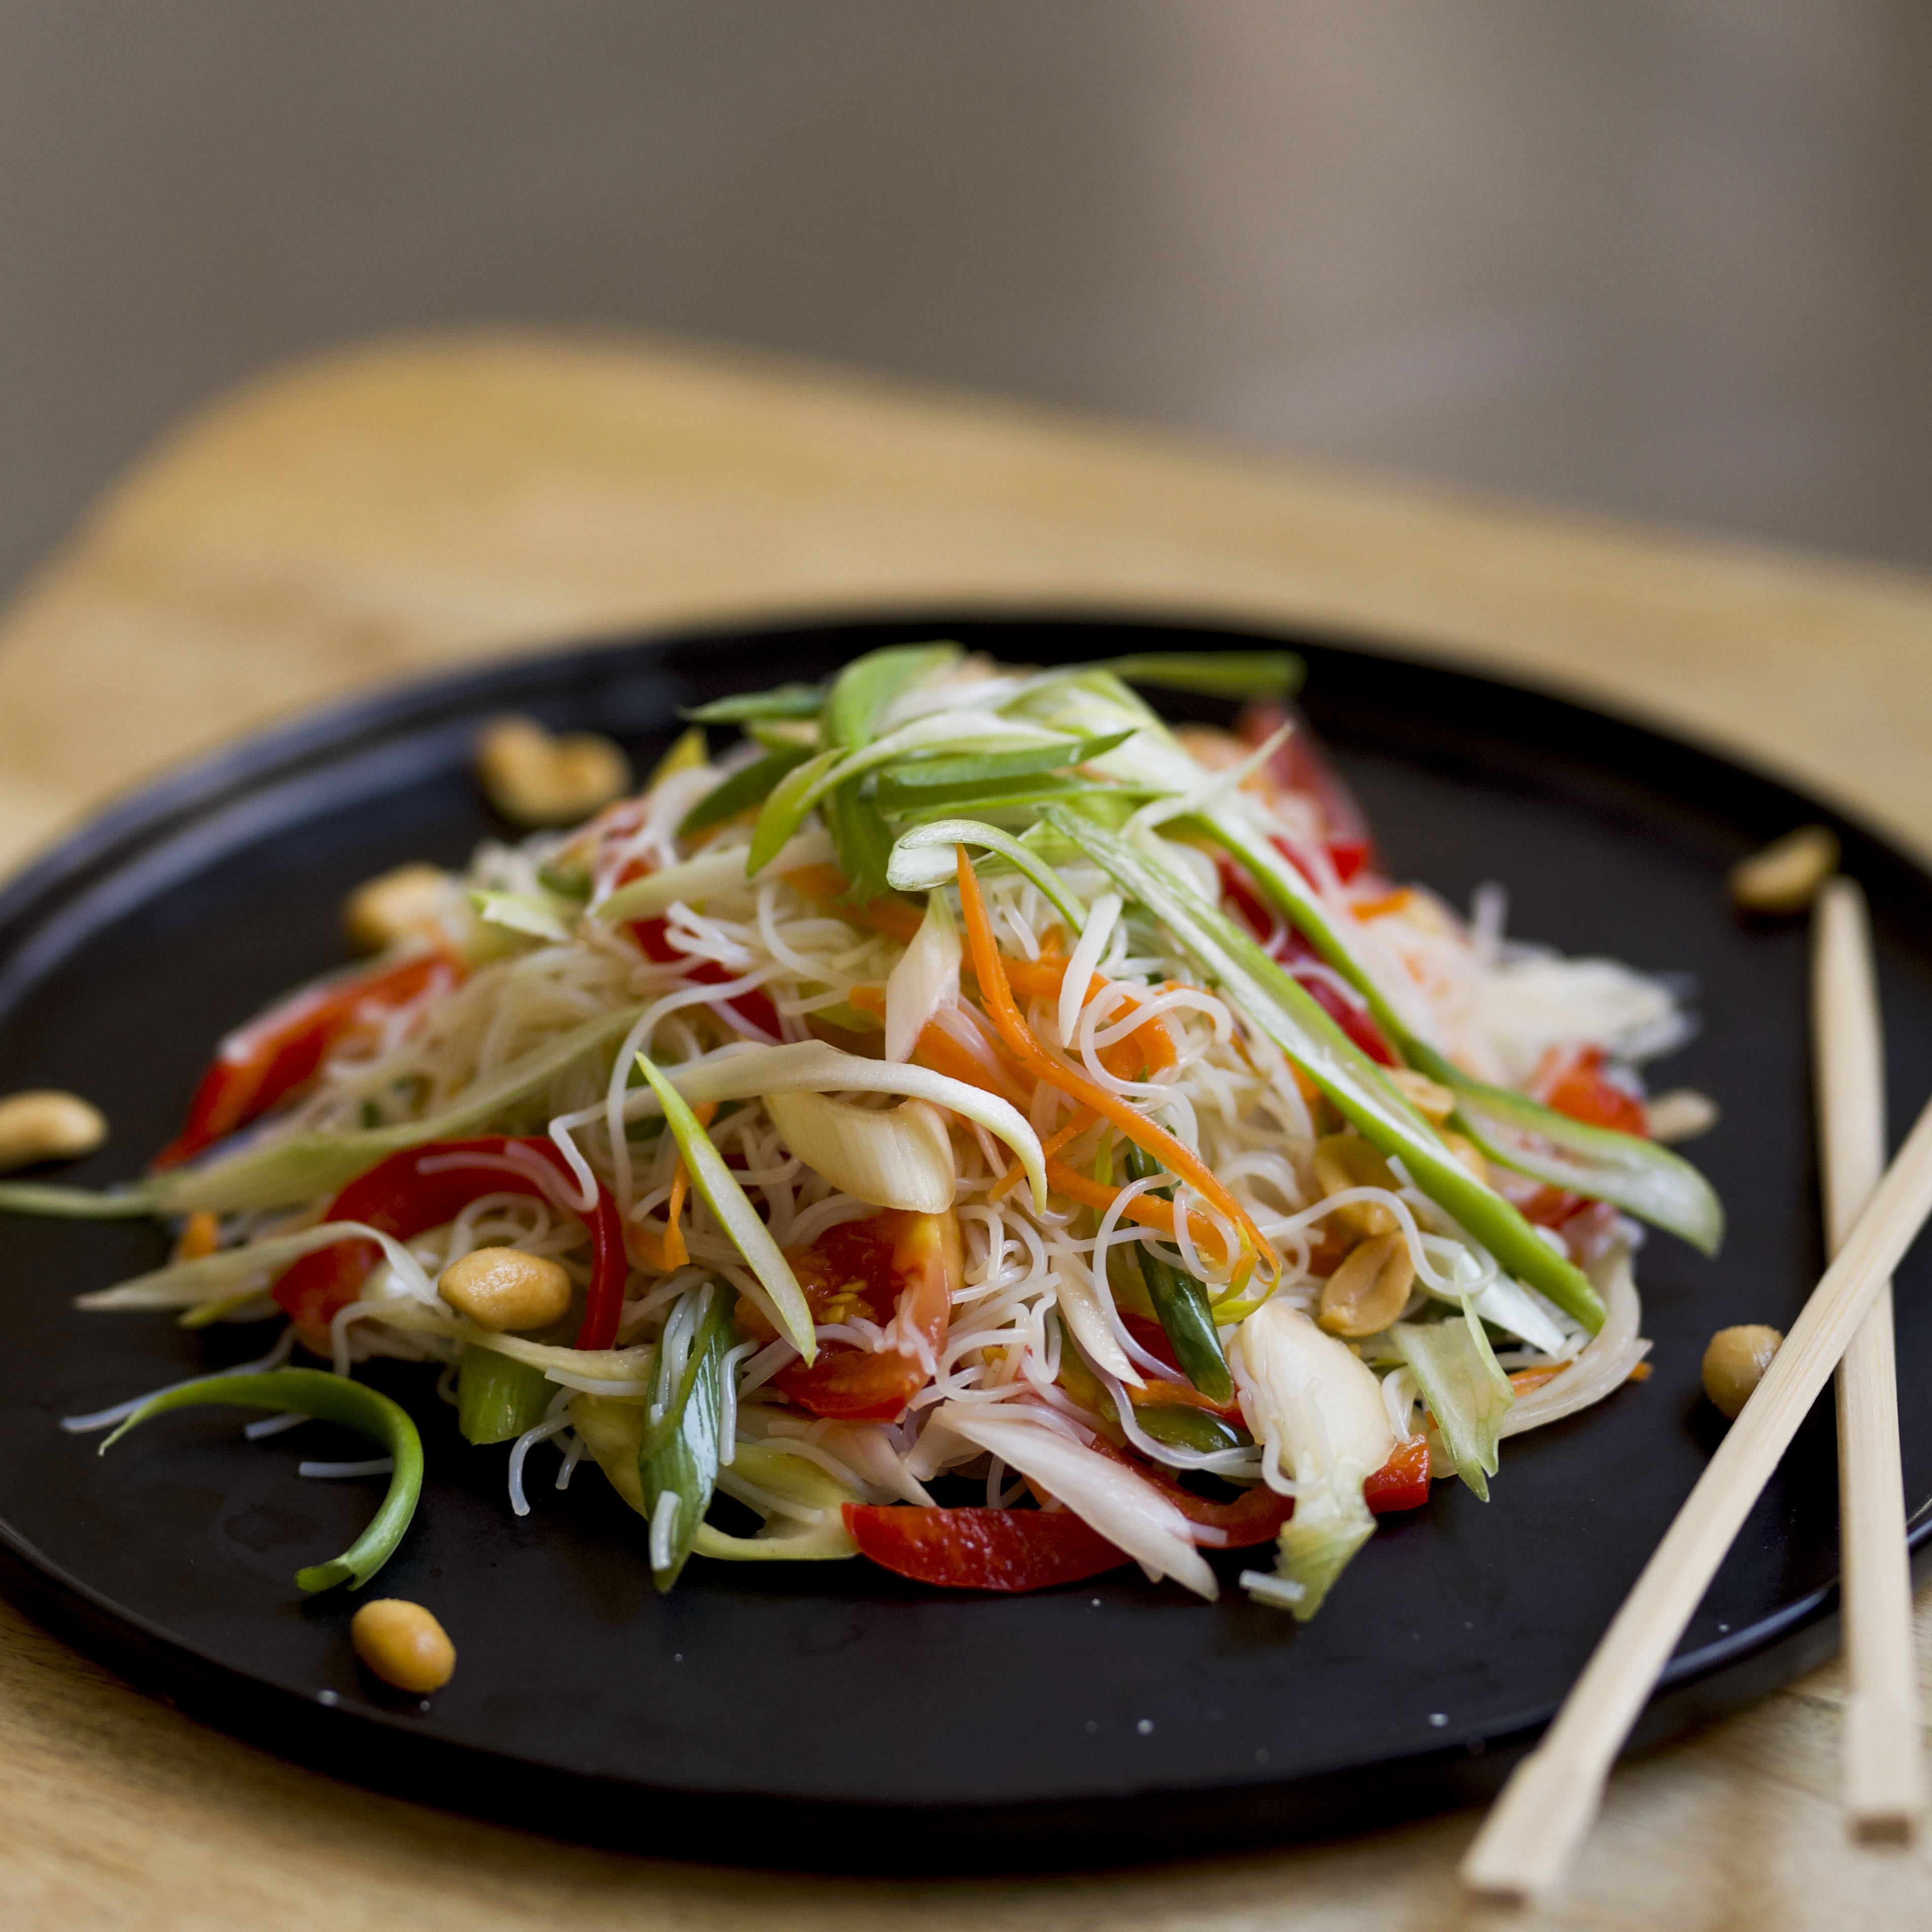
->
3, 331, 1930, 1929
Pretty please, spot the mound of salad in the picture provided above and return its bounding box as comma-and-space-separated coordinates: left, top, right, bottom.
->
8, 644, 1720, 1620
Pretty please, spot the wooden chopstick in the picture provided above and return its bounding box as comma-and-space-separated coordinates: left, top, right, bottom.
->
1815, 877, 1925, 1840
1462, 1082, 1932, 1902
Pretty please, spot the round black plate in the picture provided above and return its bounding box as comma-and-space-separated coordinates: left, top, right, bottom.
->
2, 613, 1929, 1873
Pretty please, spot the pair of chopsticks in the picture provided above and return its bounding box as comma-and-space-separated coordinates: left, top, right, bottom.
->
1464, 876, 1927, 1903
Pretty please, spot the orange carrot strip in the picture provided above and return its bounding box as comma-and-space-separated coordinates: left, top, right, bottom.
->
1352, 887, 1414, 922
657, 1099, 718, 1271
784, 865, 925, 941
1043, 1159, 1233, 1260
957, 847, 1276, 1278
990, 1113, 1095, 1201
988, 956, 1177, 1073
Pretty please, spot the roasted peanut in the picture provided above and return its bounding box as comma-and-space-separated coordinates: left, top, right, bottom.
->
0, 1090, 107, 1172
1702, 1323, 1783, 1419
1318, 1231, 1417, 1337
1387, 1066, 1456, 1123
1646, 1088, 1719, 1144
1312, 1132, 1400, 1237
343, 863, 458, 954
1439, 1128, 1490, 1186
350, 1598, 456, 1693
437, 1246, 573, 1332
475, 716, 630, 829
1729, 825, 1838, 914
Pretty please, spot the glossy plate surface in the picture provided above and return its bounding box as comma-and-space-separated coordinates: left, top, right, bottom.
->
1, 614, 1928, 1870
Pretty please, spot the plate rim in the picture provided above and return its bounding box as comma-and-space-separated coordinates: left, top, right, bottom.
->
0, 603, 1924, 1870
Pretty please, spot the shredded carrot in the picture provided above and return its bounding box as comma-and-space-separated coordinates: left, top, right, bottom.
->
1508, 1365, 1566, 1396
1626, 1360, 1652, 1384
784, 865, 925, 941
1352, 887, 1415, 922
171, 1209, 220, 1264
847, 983, 1034, 1108
957, 846, 1276, 1279
643, 1098, 718, 1272
1044, 1158, 1236, 1262
990, 1113, 1094, 1201
985, 954, 1177, 1073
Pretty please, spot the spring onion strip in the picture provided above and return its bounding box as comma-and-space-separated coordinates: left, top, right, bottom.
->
594, 830, 834, 924
469, 889, 573, 943
152, 1003, 651, 1216
617, 1040, 1047, 1212
635, 1052, 815, 1360
1044, 806, 1607, 1333
74, 1219, 437, 1313
1196, 810, 1723, 1254
887, 818, 1088, 933
748, 711, 1075, 878
99, 1368, 423, 1592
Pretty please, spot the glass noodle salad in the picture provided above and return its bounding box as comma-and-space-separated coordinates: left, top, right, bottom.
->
6, 645, 1722, 1620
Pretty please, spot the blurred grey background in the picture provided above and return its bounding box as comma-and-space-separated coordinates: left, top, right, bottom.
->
3, 0, 1930, 600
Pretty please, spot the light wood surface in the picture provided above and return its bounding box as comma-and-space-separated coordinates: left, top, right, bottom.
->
6, 330, 1932, 1928
1816, 879, 1925, 1837
1465, 1084, 1932, 1899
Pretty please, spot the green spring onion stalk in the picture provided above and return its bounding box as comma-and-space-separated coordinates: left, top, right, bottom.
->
1135, 1405, 1248, 1455
100, 1368, 422, 1591
886, 818, 1089, 932
1093, 651, 1303, 701
677, 742, 815, 838
1392, 1306, 1514, 1501
457, 1343, 556, 1445
875, 729, 1137, 797
1195, 810, 1723, 1255
1043, 806, 1607, 1334
747, 712, 1072, 880
681, 683, 824, 724
634, 1051, 816, 1358
1119, 1143, 1233, 1403
638, 1280, 738, 1590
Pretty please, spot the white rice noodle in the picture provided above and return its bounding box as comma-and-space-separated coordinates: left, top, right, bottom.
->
1499, 1249, 1648, 1437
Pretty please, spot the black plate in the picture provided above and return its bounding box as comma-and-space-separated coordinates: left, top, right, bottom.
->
2, 613, 1929, 1873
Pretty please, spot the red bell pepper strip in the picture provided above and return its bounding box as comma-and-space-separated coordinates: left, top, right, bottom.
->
1215, 855, 1397, 1065
152, 951, 462, 1171
843, 1503, 1130, 1591
1363, 1436, 1431, 1515
767, 1210, 957, 1422
1536, 1044, 1650, 1137
629, 916, 784, 1042
1237, 700, 1378, 883
1085, 1432, 1292, 1546
271, 1136, 627, 1354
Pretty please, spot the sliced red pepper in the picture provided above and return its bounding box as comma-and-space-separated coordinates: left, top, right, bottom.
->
1213, 854, 1396, 1065
1363, 1436, 1431, 1514
628, 916, 784, 1042
1536, 1044, 1649, 1137
1237, 700, 1378, 882
744, 1210, 959, 1423
152, 951, 462, 1171
271, 1136, 627, 1354
843, 1503, 1129, 1590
